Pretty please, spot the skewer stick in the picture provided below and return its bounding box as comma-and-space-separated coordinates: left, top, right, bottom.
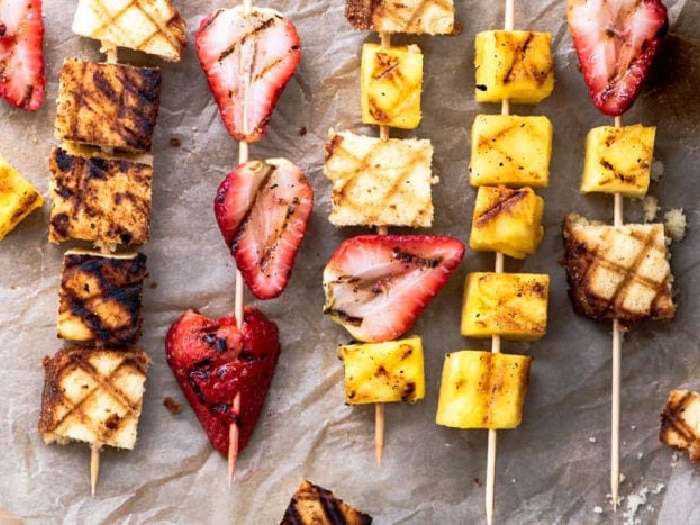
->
90, 443, 100, 496
610, 115, 623, 509
228, 391, 241, 487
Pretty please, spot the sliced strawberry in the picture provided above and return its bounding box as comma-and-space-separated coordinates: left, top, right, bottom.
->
0, 0, 45, 110
214, 159, 313, 300
323, 235, 465, 343
165, 307, 281, 456
568, 0, 668, 117
194, 6, 301, 143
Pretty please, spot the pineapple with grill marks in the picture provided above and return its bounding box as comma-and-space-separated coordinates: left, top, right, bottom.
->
474, 30, 554, 103
337, 336, 425, 405
0, 154, 44, 242
435, 350, 532, 429
469, 185, 544, 259
361, 43, 423, 129
461, 272, 549, 340
469, 114, 553, 187
580, 125, 655, 198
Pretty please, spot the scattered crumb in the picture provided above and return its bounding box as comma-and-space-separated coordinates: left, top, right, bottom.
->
651, 160, 664, 182
664, 208, 687, 243
149, 281, 158, 289
643, 195, 658, 222
192, 127, 198, 132
672, 452, 679, 462
619, 472, 626, 483
637, 452, 644, 460
589, 436, 597, 443
631, 425, 636, 430
163, 397, 182, 415
452, 21, 464, 35
651, 483, 665, 495
472, 478, 481, 487
169, 137, 182, 147
299, 126, 307, 136
593, 506, 603, 514
624, 491, 647, 525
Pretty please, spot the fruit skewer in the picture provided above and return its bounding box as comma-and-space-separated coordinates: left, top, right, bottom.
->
565, 0, 671, 508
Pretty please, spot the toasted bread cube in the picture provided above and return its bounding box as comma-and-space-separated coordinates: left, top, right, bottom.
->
281, 480, 373, 525
337, 336, 425, 405
562, 212, 674, 324
469, 114, 552, 187
58, 251, 147, 345
461, 272, 549, 340
55, 59, 162, 153
660, 390, 700, 462
38, 346, 148, 449
580, 125, 655, 198
0, 154, 43, 241
325, 131, 435, 228
469, 186, 544, 259
346, 0, 454, 35
474, 30, 554, 103
72, 0, 187, 62
361, 43, 423, 129
48, 145, 154, 247
436, 351, 532, 429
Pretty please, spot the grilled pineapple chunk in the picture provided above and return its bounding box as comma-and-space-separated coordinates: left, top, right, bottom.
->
436, 351, 532, 429
580, 125, 655, 198
469, 186, 544, 259
461, 272, 549, 340
361, 43, 423, 129
474, 30, 554, 103
337, 336, 425, 404
0, 154, 43, 241
469, 114, 552, 187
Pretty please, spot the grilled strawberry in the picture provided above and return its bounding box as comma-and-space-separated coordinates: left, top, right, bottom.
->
324, 235, 465, 343
165, 307, 281, 456
194, 6, 301, 143
567, 0, 668, 117
214, 159, 313, 300
0, 0, 45, 110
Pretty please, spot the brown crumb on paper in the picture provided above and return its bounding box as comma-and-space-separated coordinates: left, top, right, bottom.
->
163, 397, 182, 415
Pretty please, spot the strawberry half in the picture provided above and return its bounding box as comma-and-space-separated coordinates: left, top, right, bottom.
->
194, 6, 301, 143
165, 307, 281, 456
567, 0, 668, 117
0, 0, 45, 110
214, 159, 313, 300
323, 234, 465, 343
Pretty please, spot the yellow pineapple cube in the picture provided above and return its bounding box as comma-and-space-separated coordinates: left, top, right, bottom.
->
0, 154, 44, 242
469, 186, 544, 259
580, 125, 655, 198
361, 43, 423, 129
435, 350, 532, 429
474, 30, 554, 103
337, 336, 425, 405
469, 114, 552, 187
461, 272, 549, 340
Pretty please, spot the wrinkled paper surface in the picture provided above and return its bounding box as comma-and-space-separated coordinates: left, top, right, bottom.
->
1, 1, 700, 523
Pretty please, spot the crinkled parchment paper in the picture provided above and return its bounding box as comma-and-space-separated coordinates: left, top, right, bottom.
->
2, 1, 700, 523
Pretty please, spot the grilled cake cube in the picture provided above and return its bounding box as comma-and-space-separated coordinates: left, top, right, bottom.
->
580, 125, 655, 198
436, 351, 532, 429
660, 389, 700, 462
58, 251, 147, 345
337, 336, 425, 405
361, 43, 423, 129
469, 114, 553, 187
562, 212, 675, 325
281, 479, 373, 525
474, 30, 554, 103
38, 346, 148, 449
461, 272, 549, 340
469, 186, 544, 259
325, 131, 435, 228
0, 154, 43, 242
55, 59, 162, 153
345, 0, 454, 35
72, 0, 187, 62
48, 145, 153, 247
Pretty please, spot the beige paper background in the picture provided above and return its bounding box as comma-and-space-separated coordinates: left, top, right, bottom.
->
1, 0, 700, 523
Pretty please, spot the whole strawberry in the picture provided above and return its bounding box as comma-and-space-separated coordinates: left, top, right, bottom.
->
165, 307, 281, 456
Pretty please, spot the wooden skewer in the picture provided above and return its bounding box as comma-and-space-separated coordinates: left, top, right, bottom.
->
610, 115, 623, 510
90, 443, 100, 497
228, 391, 241, 487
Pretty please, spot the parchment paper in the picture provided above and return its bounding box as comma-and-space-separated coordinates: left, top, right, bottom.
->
1, 1, 700, 523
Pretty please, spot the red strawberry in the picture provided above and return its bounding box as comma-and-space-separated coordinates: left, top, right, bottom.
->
567, 0, 668, 117
194, 6, 301, 143
0, 0, 45, 110
323, 235, 465, 343
214, 159, 313, 300
165, 307, 281, 456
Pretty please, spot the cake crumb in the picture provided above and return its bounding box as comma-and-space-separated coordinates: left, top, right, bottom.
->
589, 436, 597, 443
643, 195, 658, 222
664, 208, 687, 243
163, 397, 182, 415
651, 160, 664, 182
593, 506, 603, 514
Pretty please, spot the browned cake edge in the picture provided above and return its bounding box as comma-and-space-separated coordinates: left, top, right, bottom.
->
281, 479, 373, 525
